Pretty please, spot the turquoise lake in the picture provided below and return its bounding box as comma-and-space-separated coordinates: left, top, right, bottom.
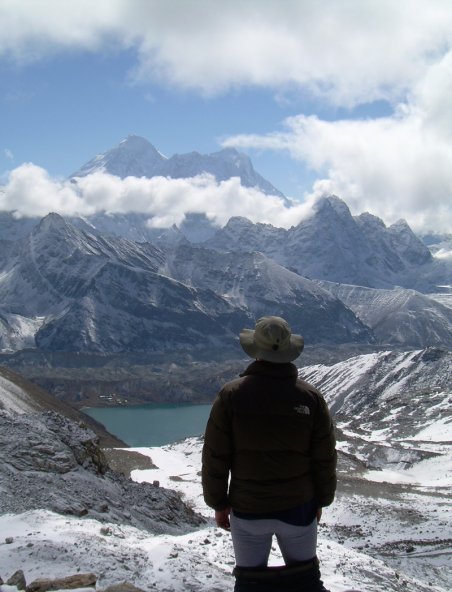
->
83, 403, 212, 447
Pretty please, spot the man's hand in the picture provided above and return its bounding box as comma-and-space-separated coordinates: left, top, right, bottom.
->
215, 507, 231, 530
316, 508, 323, 523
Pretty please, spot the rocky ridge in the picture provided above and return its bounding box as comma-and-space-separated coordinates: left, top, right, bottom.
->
205, 196, 442, 290
0, 365, 124, 446
0, 409, 204, 534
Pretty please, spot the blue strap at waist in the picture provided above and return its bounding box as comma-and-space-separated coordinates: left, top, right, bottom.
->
233, 498, 317, 526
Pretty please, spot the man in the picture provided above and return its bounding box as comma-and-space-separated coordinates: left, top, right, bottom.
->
202, 316, 336, 592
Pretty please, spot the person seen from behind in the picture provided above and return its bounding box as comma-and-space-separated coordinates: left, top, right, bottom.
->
202, 316, 337, 592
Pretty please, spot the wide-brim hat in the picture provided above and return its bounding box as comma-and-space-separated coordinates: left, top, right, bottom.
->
239, 316, 304, 363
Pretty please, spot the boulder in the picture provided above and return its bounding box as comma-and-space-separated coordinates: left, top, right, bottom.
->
7, 569, 26, 590
25, 572, 96, 592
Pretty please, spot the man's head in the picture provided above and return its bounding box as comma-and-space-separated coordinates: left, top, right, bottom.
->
239, 316, 304, 363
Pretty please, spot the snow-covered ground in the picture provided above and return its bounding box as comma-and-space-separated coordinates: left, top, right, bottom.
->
1, 349, 451, 591
0, 314, 45, 352
2, 420, 449, 592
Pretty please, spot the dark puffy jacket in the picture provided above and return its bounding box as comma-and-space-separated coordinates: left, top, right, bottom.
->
202, 361, 336, 513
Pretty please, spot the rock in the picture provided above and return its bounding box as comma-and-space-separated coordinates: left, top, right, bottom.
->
5, 536, 14, 544
7, 569, 27, 590
98, 583, 147, 592
25, 572, 96, 592
102, 449, 155, 476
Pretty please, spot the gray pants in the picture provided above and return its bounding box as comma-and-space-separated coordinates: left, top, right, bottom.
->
230, 511, 318, 568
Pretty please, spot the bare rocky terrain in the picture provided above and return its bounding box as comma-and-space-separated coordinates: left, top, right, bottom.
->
0, 409, 204, 535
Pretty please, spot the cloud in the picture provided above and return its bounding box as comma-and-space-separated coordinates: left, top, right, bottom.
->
3, 149, 14, 161
434, 249, 452, 261
1, 1, 451, 233
1, 1, 452, 106
223, 51, 452, 233
0, 0, 121, 61
1, 163, 91, 217
0, 164, 314, 229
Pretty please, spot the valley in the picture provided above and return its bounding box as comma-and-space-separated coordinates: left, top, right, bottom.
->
0, 344, 397, 408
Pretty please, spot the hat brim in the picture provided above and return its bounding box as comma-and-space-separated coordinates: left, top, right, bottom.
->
239, 328, 304, 363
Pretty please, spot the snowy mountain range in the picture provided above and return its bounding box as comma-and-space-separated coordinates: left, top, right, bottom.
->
71, 134, 286, 199
0, 203, 451, 355
0, 135, 451, 357
0, 212, 374, 354
204, 196, 446, 290
1, 348, 450, 591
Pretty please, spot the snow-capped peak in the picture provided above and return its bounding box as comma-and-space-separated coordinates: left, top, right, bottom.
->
70, 136, 286, 198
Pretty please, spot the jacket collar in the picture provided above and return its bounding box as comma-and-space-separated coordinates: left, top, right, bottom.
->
240, 360, 299, 379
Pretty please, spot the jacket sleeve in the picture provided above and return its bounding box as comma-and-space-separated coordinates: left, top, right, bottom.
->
201, 392, 233, 511
310, 394, 337, 507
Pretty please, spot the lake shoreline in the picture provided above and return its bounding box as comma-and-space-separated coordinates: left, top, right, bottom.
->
80, 399, 213, 411
83, 402, 212, 447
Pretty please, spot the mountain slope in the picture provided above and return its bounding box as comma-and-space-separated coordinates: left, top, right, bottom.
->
164, 243, 374, 345
1, 194, 449, 293
0, 365, 125, 446
0, 408, 204, 536
34, 260, 249, 353
0, 201, 450, 354
302, 347, 451, 415
0, 214, 251, 352
71, 135, 168, 178
319, 282, 452, 347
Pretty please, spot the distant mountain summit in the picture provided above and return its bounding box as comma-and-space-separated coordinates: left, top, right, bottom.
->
72, 135, 168, 179
206, 195, 436, 290
71, 135, 285, 198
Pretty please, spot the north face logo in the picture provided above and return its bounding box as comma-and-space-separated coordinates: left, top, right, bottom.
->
294, 404, 310, 415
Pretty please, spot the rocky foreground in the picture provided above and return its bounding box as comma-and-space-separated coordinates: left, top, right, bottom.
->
0, 410, 204, 535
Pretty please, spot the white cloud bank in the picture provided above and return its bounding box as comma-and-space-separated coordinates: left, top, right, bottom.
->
1, 0, 451, 232
224, 50, 452, 233
0, 164, 314, 229
1, 0, 451, 106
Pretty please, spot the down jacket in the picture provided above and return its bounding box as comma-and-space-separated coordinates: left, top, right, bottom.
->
202, 360, 337, 513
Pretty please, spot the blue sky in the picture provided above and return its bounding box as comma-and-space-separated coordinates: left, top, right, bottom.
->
1, 0, 451, 232
0, 47, 343, 195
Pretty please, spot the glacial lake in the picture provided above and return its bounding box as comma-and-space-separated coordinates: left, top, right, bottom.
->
83, 403, 212, 447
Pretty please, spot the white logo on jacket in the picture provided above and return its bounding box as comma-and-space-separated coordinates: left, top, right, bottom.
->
294, 404, 310, 415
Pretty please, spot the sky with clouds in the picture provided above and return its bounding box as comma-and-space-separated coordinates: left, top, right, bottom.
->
0, 0, 451, 233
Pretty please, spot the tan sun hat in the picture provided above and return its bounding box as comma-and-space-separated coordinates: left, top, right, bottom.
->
239, 316, 304, 363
